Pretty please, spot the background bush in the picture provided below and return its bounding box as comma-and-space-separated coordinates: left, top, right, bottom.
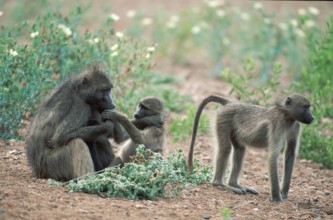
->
0, 1, 332, 174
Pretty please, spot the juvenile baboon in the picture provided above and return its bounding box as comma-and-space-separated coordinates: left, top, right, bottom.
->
187, 94, 314, 202
102, 96, 166, 163
26, 65, 120, 181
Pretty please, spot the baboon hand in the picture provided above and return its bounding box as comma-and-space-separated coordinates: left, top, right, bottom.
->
102, 110, 126, 122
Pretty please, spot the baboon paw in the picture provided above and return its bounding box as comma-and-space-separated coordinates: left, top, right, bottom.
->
101, 110, 114, 120
281, 193, 288, 200
211, 180, 224, 187
245, 186, 259, 195
230, 186, 247, 195
271, 195, 283, 203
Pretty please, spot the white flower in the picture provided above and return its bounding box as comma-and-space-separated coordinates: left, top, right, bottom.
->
126, 10, 136, 18
240, 13, 250, 21
141, 18, 153, 26
206, 0, 223, 8
145, 53, 151, 59
30, 31, 39, 38
0, 11, 3, 17
290, 19, 298, 27
167, 15, 179, 29
216, 9, 225, 17
298, 8, 307, 16
111, 51, 118, 57
308, 6, 319, 15
87, 38, 100, 44
191, 25, 201, 34
278, 22, 288, 31
57, 24, 72, 36
147, 46, 155, 52
254, 2, 263, 10
264, 18, 271, 24
305, 20, 315, 28
93, 38, 100, 43
115, 32, 124, 38
295, 28, 306, 38
111, 44, 119, 51
222, 37, 230, 46
9, 49, 18, 56
109, 13, 120, 21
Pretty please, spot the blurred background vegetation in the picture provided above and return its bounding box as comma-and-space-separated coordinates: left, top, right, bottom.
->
0, 0, 332, 168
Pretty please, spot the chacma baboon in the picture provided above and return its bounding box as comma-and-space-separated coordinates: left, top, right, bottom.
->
26, 65, 120, 181
102, 96, 166, 163
187, 94, 314, 202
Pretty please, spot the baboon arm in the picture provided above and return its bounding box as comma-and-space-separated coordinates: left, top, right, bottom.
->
112, 122, 130, 144
131, 114, 164, 129
102, 110, 144, 144
281, 123, 301, 199
54, 122, 113, 146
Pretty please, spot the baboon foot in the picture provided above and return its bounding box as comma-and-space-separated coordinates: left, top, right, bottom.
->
281, 192, 288, 200
109, 157, 124, 167
229, 184, 259, 195
272, 195, 283, 203
211, 180, 224, 187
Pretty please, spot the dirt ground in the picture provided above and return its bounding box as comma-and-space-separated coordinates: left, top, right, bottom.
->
1, 1, 333, 220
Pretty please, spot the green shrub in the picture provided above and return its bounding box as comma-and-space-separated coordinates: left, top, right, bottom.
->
169, 104, 209, 142
292, 16, 333, 168
68, 145, 212, 199
0, 7, 187, 139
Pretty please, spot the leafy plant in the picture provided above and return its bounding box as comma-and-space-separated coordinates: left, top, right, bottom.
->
220, 206, 232, 218
220, 58, 282, 105
168, 104, 209, 142
67, 145, 212, 199
0, 7, 186, 139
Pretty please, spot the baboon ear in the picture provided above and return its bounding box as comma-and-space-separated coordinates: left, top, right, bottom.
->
285, 97, 292, 106
79, 77, 91, 88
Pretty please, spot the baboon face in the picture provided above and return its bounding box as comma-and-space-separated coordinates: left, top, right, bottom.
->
134, 97, 163, 119
285, 94, 314, 124
79, 73, 116, 112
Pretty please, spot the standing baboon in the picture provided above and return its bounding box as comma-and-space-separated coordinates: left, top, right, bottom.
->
26, 65, 120, 181
102, 96, 166, 163
187, 94, 314, 202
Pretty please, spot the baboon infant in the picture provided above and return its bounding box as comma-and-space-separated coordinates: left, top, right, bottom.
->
26, 65, 121, 181
102, 96, 166, 163
187, 94, 314, 202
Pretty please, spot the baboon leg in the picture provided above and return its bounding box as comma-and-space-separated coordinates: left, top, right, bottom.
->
228, 141, 258, 195
118, 141, 137, 163
87, 135, 118, 171
212, 133, 232, 187
46, 139, 94, 181
281, 130, 299, 199
268, 140, 283, 202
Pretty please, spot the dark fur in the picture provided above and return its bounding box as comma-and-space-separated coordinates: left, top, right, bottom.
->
26, 65, 118, 181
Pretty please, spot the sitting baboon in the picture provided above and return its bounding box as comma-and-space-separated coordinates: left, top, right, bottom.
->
26, 65, 121, 181
102, 96, 166, 163
187, 94, 314, 202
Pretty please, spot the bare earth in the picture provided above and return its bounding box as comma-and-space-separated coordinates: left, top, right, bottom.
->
1, 1, 333, 220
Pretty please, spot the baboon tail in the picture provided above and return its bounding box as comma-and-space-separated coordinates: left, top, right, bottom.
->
187, 95, 230, 173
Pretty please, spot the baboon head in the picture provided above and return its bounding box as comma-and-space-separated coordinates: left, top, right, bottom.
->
283, 93, 314, 124
134, 96, 164, 119
76, 66, 116, 112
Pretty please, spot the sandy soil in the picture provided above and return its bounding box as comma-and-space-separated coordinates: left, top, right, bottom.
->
1, 1, 333, 220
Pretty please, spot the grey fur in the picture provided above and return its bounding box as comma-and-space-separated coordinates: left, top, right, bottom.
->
26, 65, 118, 181
187, 94, 314, 202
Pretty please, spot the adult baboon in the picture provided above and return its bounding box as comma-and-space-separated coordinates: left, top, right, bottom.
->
26, 65, 120, 181
187, 94, 314, 202
102, 96, 166, 163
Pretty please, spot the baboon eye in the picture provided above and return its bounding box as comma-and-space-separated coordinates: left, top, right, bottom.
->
304, 105, 311, 109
